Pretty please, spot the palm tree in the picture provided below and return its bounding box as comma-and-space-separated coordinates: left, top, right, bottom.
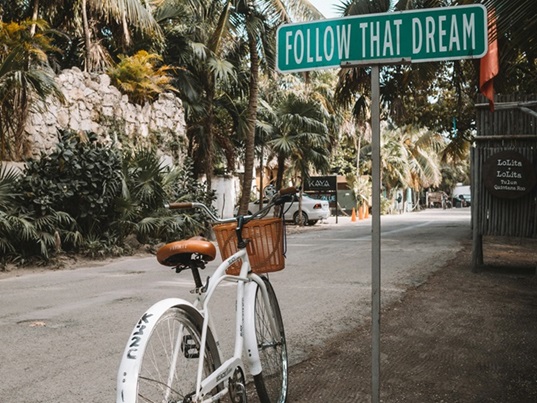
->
269, 92, 331, 187
233, 0, 324, 215
378, 127, 412, 196
156, 0, 238, 189
257, 91, 330, 225
359, 122, 444, 209
401, 126, 444, 191
21, 0, 162, 71
157, 0, 322, 203
0, 19, 64, 161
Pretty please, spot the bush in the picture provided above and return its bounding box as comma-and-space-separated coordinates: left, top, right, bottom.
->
1, 162, 80, 266
3, 131, 217, 266
18, 130, 123, 239
165, 158, 217, 240
108, 50, 175, 104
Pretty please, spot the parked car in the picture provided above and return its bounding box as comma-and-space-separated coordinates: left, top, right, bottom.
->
239, 194, 330, 225
453, 193, 471, 208
452, 184, 471, 207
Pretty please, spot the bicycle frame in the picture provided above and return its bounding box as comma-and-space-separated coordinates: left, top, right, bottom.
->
193, 247, 278, 402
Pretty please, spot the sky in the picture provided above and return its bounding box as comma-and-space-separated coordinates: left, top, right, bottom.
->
308, 0, 342, 19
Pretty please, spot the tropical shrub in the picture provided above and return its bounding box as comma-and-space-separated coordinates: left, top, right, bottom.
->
19, 131, 122, 233
165, 158, 217, 240
0, 19, 63, 161
113, 147, 177, 245
0, 163, 80, 266
0, 164, 22, 264
113, 154, 217, 245
2, 131, 217, 267
107, 50, 175, 105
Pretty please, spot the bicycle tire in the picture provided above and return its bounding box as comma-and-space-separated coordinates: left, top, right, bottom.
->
253, 277, 288, 403
133, 306, 221, 403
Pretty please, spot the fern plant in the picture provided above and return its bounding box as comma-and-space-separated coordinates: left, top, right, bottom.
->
0, 163, 80, 266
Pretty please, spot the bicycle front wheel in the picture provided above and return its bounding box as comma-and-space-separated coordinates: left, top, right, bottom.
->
134, 306, 220, 403
253, 277, 288, 403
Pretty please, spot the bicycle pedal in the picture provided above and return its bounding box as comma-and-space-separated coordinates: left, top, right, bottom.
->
181, 335, 200, 359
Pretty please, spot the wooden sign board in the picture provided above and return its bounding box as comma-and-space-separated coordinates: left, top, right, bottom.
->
303, 175, 337, 192
483, 150, 537, 199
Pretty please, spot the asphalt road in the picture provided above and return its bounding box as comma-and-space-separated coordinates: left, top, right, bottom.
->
0, 207, 471, 402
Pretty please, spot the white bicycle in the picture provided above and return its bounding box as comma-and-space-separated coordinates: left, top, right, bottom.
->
116, 187, 298, 403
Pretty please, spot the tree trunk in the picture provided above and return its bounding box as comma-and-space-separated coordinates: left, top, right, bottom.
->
356, 131, 362, 175
81, 0, 92, 72
298, 187, 304, 226
30, 0, 39, 36
275, 153, 286, 190
259, 143, 264, 209
204, 89, 215, 191
15, 86, 29, 160
238, 32, 259, 215
121, 10, 131, 47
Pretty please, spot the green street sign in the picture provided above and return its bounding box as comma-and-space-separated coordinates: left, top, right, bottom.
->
276, 4, 487, 73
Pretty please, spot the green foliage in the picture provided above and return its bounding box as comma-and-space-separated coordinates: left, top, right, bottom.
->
0, 19, 63, 161
18, 130, 123, 238
0, 164, 21, 261
165, 158, 217, 239
112, 155, 216, 245
0, 163, 80, 266
113, 147, 176, 244
108, 50, 175, 104
1, 134, 218, 267
122, 148, 169, 213
380, 195, 393, 215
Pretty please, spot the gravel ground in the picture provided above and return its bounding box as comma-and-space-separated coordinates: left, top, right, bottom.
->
287, 235, 537, 402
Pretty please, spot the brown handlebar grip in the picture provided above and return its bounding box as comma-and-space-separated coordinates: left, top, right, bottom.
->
167, 202, 193, 209
279, 186, 298, 196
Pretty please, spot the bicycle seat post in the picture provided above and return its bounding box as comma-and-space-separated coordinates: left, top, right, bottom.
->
190, 262, 204, 291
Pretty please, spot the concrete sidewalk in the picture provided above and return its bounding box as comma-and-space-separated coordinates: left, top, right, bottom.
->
286, 235, 537, 402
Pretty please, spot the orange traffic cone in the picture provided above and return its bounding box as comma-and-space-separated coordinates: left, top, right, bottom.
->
364, 205, 369, 219
351, 208, 356, 222
358, 205, 364, 220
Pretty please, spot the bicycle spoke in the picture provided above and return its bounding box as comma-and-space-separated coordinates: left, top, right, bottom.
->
129, 307, 221, 403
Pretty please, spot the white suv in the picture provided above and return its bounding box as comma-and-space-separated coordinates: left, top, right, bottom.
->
245, 194, 330, 225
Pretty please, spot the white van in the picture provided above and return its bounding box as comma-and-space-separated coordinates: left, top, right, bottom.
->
452, 184, 471, 207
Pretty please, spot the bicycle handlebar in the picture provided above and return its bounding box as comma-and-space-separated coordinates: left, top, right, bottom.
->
165, 187, 299, 224
278, 186, 298, 196
167, 202, 194, 210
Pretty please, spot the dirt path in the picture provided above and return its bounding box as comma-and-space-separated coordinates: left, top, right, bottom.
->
288, 236, 537, 402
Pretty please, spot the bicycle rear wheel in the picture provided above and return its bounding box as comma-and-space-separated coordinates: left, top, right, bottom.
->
253, 277, 288, 403
135, 306, 220, 403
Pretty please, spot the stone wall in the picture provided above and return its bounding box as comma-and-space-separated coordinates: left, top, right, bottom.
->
25, 67, 187, 159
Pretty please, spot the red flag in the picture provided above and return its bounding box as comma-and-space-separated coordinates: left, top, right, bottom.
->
480, 9, 499, 112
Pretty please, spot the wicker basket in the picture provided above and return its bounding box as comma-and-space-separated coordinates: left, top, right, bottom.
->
213, 217, 285, 275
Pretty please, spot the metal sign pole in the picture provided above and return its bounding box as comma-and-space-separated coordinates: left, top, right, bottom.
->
370, 64, 381, 403
342, 58, 408, 403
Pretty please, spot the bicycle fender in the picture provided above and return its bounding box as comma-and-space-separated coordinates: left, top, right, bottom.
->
243, 282, 262, 376
116, 298, 199, 403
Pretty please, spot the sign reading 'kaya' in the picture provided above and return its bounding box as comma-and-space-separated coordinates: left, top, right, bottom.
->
483, 151, 537, 199
303, 175, 337, 191
276, 5, 487, 72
